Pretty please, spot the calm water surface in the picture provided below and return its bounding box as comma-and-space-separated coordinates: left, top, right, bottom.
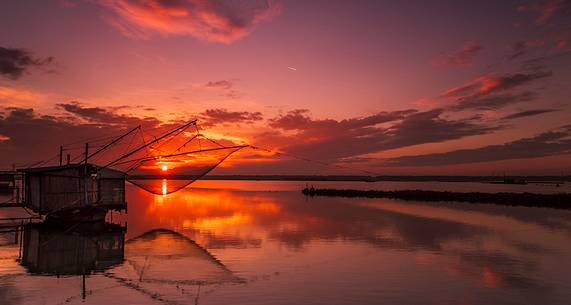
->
1, 181, 571, 305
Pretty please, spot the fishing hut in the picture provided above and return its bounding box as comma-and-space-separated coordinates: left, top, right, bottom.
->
12, 118, 242, 221
21, 163, 126, 221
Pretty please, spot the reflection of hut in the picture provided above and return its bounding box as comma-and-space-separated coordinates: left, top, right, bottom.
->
0, 171, 15, 194
21, 164, 126, 220
21, 222, 125, 275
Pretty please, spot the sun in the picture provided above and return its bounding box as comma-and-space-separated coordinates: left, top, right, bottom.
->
161, 165, 168, 171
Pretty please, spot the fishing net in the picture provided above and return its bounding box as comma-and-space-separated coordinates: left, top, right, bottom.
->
125, 145, 245, 195
96, 122, 247, 195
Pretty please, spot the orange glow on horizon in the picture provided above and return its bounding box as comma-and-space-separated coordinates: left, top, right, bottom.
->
161, 165, 168, 171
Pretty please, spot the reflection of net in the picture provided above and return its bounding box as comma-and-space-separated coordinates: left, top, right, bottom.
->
103, 229, 242, 302
126, 146, 244, 194
123, 229, 238, 283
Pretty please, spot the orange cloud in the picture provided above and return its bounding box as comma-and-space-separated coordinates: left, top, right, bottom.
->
0, 86, 51, 109
99, 0, 281, 43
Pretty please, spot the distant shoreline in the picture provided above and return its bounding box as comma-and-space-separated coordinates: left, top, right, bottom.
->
167, 175, 571, 183
302, 188, 571, 210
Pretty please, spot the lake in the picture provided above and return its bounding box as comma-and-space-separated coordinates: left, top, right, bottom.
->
1, 180, 571, 305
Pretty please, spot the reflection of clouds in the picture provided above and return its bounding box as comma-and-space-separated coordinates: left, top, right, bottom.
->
124, 186, 571, 299
431, 201, 571, 236
448, 249, 547, 291
262, 195, 487, 251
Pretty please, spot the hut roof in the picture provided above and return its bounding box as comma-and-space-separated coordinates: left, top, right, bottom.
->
20, 163, 125, 178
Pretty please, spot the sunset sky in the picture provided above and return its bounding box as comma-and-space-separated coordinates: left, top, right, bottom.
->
1, 0, 570, 175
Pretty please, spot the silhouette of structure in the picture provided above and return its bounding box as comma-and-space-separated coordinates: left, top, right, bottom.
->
21, 222, 125, 275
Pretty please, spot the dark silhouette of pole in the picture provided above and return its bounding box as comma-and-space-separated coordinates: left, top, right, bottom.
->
84, 143, 89, 164
82, 272, 86, 300
67, 154, 70, 165
59, 146, 63, 166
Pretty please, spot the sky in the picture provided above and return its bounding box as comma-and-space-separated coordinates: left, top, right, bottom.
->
0, 0, 570, 175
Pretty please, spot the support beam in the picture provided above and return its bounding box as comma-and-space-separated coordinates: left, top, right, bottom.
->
84, 143, 89, 165
59, 146, 63, 166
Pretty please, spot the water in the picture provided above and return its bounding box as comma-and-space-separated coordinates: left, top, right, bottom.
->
1, 181, 571, 305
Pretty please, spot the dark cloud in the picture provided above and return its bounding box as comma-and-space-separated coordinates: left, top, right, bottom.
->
0, 47, 53, 79
431, 42, 483, 67
205, 80, 243, 99
0, 105, 181, 168
99, 0, 281, 43
268, 109, 414, 131
224, 90, 241, 100
507, 40, 545, 60
268, 109, 311, 130
441, 70, 551, 111
0, 108, 122, 166
200, 108, 263, 126
267, 109, 498, 160
56, 101, 160, 127
449, 91, 538, 111
520, 48, 571, 71
518, 0, 571, 25
386, 125, 571, 166
205, 80, 233, 90
374, 109, 499, 150
501, 108, 559, 120
509, 41, 529, 60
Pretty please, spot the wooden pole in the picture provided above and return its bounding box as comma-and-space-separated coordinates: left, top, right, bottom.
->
18, 220, 23, 261
84, 143, 89, 164
59, 146, 63, 166
82, 272, 86, 300
84, 143, 89, 206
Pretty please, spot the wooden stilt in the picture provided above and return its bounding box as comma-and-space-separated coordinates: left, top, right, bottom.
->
59, 146, 63, 166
